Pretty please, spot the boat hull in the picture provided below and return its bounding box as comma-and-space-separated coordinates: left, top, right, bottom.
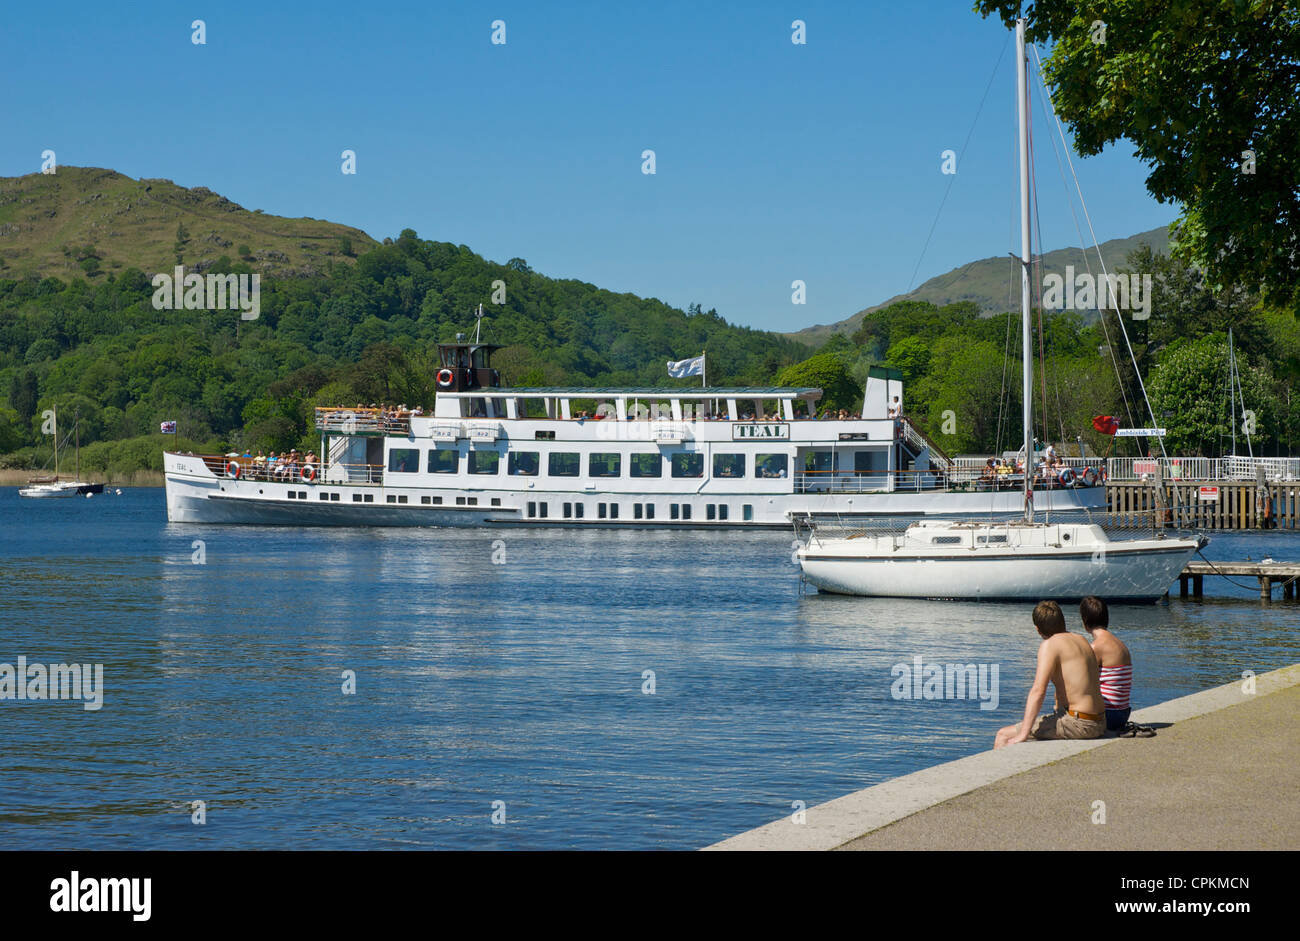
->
799, 540, 1201, 602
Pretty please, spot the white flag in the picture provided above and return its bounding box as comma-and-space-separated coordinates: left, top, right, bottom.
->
667, 353, 704, 378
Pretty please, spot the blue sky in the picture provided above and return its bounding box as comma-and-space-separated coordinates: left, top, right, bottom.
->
1, 1, 1175, 333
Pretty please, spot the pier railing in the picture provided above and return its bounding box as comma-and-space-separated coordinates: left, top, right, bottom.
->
1106, 455, 1300, 482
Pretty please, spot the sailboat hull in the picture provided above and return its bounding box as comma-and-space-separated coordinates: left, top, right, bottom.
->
798, 524, 1204, 602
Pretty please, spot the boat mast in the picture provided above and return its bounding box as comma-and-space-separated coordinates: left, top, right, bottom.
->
1016, 18, 1033, 522
53, 405, 60, 479
74, 408, 80, 481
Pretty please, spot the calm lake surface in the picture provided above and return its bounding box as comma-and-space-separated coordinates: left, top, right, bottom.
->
2, 487, 1297, 849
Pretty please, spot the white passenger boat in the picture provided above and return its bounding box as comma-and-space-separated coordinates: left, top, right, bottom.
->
795, 17, 1205, 599
163, 341, 1104, 527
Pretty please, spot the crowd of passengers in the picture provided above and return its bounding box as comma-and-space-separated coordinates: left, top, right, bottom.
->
227, 448, 320, 481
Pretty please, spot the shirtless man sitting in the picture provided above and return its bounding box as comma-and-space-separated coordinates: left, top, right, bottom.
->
994, 600, 1106, 748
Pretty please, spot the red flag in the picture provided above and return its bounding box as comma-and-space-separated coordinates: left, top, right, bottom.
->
1092, 415, 1120, 436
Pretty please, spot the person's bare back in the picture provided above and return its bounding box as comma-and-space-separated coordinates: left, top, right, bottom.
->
1043, 631, 1104, 717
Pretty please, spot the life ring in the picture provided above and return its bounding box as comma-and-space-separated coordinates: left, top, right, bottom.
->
1057, 467, 1075, 487
226, 461, 241, 479
1082, 467, 1098, 487
301, 464, 316, 483
436, 368, 455, 388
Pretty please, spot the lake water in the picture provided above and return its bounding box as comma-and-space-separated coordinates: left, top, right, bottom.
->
1, 487, 1296, 849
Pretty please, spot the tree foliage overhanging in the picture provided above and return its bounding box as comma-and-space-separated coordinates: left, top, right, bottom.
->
975, 0, 1300, 309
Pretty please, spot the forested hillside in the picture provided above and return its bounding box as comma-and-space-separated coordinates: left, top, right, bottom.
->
0, 228, 808, 474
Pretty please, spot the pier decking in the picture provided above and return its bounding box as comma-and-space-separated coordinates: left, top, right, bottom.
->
1107, 478, 1300, 529
1179, 560, 1300, 601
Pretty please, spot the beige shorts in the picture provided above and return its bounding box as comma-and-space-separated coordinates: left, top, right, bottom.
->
1031, 708, 1106, 740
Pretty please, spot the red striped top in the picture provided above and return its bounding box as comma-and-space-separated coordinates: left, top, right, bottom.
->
1099, 664, 1132, 709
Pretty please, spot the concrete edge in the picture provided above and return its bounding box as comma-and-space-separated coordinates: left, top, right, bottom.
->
704, 662, 1300, 851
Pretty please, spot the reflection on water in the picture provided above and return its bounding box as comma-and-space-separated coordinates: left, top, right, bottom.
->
1, 488, 1297, 848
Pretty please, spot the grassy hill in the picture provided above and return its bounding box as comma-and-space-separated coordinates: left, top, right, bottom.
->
790, 225, 1173, 345
0, 167, 377, 281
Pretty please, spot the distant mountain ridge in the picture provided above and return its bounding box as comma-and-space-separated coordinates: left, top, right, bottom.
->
790, 225, 1173, 344
0, 167, 377, 281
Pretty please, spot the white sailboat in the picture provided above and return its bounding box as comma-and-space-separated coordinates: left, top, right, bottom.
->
796, 18, 1205, 602
18, 407, 105, 498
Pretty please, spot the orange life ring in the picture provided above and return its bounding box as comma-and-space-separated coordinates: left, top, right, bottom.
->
226, 461, 241, 479
1082, 467, 1098, 487
301, 464, 316, 482
1057, 468, 1075, 487
436, 368, 455, 388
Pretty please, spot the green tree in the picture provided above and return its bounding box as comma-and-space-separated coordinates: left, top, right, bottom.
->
9, 368, 39, 423
1148, 335, 1280, 455
776, 352, 860, 413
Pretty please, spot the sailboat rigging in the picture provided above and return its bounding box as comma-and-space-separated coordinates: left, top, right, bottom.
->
795, 17, 1205, 601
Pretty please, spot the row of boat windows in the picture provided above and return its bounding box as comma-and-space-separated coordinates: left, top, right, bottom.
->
526, 501, 753, 521
283, 490, 502, 507
929, 534, 1010, 544
388, 448, 790, 479
284, 488, 753, 520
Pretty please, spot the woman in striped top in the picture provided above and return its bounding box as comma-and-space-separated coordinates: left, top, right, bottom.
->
1079, 596, 1132, 731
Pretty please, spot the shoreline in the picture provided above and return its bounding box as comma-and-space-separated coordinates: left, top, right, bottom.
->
706, 662, 1300, 851
0, 469, 163, 487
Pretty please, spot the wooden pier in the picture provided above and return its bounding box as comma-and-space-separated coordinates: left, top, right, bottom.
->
1107, 478, 1300, 530
1178, 561, 1300, 601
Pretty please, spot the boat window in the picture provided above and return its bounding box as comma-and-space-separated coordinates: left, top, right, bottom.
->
756, 454, 788, 478
706, 504, 716, 520
427, 448, 459, 474
549, 452, 580, 477
645, 503, 654, 519
589, 453, 622, 477
388, 449, 420, 473
634, 503, 643, 520
718, 504, 728, 520
743, 504, 753, 521
508, 451, 539, 476
670, 504, 679, 520
681, 504, 692, 520
804, 451, 833, 473
468, 450, 500, 475
670, 453, 704, 478
629, 453, 663, 478
713, 453, 745, 478
977, 534, 1009, 544
931, 536, 963, 545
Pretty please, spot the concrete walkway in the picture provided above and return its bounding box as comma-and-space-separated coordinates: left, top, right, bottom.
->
707, 663, 1300, 851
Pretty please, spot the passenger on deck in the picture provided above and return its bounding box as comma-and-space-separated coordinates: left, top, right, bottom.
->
1080, 596, 1143, 734
994, 600, 1106, 747
887, 396, 901, 419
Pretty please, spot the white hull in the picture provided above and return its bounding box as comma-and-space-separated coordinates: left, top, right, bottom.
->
799, 522, 1204, 601
18, 481, 102, 498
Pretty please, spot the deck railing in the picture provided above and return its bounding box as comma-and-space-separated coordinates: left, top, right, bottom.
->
204, 455, 384, 485
314, 407, 411, 436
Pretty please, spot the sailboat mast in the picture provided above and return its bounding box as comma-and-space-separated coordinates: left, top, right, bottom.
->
1016, 18, 1033, 522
